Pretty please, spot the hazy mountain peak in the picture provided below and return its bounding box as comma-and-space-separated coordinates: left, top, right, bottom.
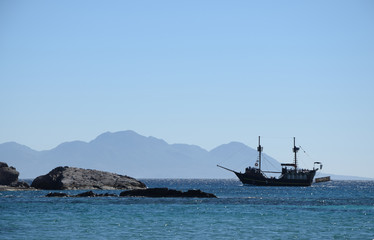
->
0, 142, 37, 153
225, 141, 249, 148
210, 141, 252, 153
92, 130, 139, 141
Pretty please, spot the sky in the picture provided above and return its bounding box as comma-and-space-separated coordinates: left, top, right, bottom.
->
1, 0, 373, 178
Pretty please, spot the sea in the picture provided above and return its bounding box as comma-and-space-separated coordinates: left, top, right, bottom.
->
0, 179, 373, 240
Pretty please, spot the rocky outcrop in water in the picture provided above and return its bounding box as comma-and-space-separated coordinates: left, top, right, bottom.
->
31, 166, 146, 190
46, 188, 217, 198
46, 192, 70, 197
46, 191, 117, 197
120, 188, 217, 198
0, 162, 30, 190
0, 162, 19, 185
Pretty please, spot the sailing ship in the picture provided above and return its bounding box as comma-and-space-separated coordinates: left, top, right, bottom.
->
218, 137, 322, 186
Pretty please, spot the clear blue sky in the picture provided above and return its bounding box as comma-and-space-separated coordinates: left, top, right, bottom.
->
1, 0, 373, 178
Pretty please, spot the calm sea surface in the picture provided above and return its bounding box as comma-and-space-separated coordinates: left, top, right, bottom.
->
1, 179, 373, 239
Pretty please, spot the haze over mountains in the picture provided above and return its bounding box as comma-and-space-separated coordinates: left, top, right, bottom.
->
0, 130, 282, 179
0, 130, 371, 180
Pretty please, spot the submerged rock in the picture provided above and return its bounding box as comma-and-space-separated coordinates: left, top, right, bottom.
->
31, 166, 146, 190
45, 191, 118, 197
75, 191, 117, 197
46, 192, 69, 197
45, 188, 217, 198
183, 189, 217, 198
120, 188, 217, 198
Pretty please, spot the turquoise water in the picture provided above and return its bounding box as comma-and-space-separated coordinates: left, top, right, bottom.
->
1, 180, 373, 239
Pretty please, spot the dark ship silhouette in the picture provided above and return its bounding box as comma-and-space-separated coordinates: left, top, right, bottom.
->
218, 137, 322, 186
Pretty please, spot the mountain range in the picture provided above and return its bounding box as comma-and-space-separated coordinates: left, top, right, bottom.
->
0, 130, 371, 180
0, 130, 281, 179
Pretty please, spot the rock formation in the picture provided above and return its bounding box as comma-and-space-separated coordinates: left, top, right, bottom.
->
45, 192, 70, 197
120, 188, 217, 198
0, 162, 30, 190
46, 188, 217, 198
31, 166, 146, 190
0, 162, 19, 185
45, 191, 117, 197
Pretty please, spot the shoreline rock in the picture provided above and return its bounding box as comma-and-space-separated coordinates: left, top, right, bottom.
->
31, 166, 146, 190
0, 162, 30, 190
0, 185, 34, 191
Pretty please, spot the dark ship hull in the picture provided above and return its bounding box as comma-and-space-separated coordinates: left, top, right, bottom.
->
234, 167, 316, 186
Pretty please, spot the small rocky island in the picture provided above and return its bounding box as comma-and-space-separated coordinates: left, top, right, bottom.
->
0, 162, 30, 190
31, 166, 146, 190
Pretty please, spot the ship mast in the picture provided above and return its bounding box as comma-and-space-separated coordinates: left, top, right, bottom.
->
292, 137, 300, 169
257, 136, 263, 170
